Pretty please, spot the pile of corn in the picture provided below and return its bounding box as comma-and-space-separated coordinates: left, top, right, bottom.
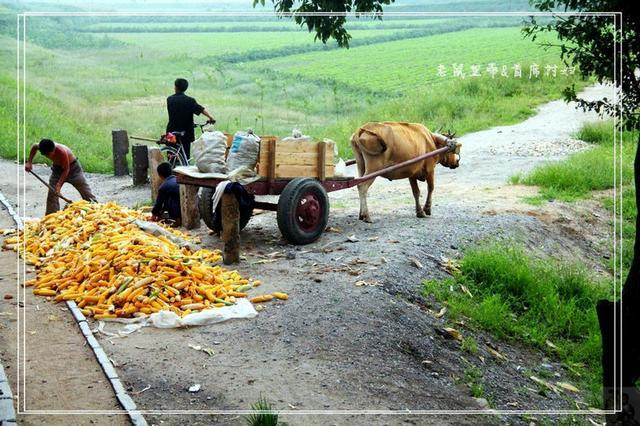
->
2, 201, 273, 319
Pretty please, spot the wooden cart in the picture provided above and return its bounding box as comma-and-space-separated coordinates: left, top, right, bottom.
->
175, 138, 454, 245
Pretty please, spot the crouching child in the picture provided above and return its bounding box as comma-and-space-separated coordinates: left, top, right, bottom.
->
151, 162, 181, 227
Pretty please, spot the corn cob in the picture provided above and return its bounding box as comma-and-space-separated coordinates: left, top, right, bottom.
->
250, 295, 274, 303
6, 201, 288, 319
272, 292, 289, 300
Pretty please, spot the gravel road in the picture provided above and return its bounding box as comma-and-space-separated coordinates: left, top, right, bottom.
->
0, 85, 613, 425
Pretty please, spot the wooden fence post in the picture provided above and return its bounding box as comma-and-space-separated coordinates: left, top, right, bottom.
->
131, 144, 149, 186
180, 184, 200, 230
112, 129, 130, 176
221, 193, 240, 264
148, 147, 163, 202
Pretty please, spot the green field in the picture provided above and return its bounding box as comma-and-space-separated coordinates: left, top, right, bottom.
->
0, 5, 584, 172
79, 18, 454, 32
107, 29, 412, 58
256, 27, 564, 93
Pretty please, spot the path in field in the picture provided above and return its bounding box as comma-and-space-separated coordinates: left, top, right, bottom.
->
440, 84, 611, 188
336, 84, 610, 215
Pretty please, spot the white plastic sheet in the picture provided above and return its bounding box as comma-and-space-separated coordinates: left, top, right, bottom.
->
96, 299, 258, 334
131, 219, 200, 251
150, 298, 257, 328
281, 128, 313, 143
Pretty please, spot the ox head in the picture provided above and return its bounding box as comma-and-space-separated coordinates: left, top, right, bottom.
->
437, 130, 461, 169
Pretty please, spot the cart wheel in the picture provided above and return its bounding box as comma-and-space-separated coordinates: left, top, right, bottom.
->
277, 178, 329, 245
198, 187, 252, 232
198, 187, 217, 231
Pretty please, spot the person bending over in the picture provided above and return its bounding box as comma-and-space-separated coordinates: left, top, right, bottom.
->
151, 162, 181, 226
25, 138, 97, 215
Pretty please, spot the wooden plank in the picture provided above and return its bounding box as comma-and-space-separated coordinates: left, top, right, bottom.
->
269, 142, 326, 154
111, 129, 130, 176
221, 193, 240, 264
258, 140, 335, 178
267, 138, 276, 194
274, 165, 334, 178
318, 141, 326, 181
148, 147, 164, 202
131, 144, 149, 186
179, 184, 200, 230
271, 152, 335, 166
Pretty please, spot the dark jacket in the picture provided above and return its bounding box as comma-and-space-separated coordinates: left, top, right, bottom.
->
152, 175, 181, 220
166, 92, 204, 144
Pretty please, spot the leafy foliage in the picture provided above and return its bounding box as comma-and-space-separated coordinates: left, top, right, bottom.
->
254, 0, 394, 47
524, 1, 639, 131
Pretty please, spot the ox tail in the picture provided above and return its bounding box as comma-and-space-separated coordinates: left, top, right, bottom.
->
350, 132, 366, 177
353, 129, 387, 156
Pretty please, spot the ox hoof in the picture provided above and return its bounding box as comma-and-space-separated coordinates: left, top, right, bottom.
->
423, 207, 432, 216
416, 210, 427, 218
359, 214, 373, 223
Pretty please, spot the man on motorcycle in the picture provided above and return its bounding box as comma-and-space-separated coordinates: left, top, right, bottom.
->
166, 78, 216, 160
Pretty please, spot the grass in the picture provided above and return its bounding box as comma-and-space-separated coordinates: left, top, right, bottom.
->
461, 336, 479, 354
324, 74, 588, 158
423, 243, 611, 405
463, 366, 485, 398
245, 395, 287, 426
601, 186, 637, 280
512, 120, 637, 279
512, 121, 636, 200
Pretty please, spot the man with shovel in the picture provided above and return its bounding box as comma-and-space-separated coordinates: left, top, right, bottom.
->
25, 138, 97, 215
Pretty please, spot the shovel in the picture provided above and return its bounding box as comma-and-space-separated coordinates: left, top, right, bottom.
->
28, 170, 73, 204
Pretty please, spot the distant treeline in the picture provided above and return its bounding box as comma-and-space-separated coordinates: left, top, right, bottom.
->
77, 23, 451, 33
30, 21, 125, 49
0, 14, 125, 49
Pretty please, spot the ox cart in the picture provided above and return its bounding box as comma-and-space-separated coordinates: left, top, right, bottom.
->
174, 137, 457, 248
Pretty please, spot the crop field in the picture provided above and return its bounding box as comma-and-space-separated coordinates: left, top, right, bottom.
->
0, 6, 585, 172
256, 27, 564, 94
107, 29, 412, 58
79, 18, 454, 32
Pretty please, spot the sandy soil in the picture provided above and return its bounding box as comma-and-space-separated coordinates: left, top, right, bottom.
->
0, 85, 613, 425
0, 207, 129, 426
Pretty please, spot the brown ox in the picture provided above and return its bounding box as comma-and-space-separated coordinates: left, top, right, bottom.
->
350, 121, 461, 222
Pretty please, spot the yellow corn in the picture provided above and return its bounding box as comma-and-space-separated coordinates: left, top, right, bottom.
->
8, 201, 270, 318
250, 295, 274, 303
272, 292, 289, 300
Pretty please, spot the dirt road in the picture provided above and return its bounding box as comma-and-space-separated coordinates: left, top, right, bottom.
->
0, 85, 612, 425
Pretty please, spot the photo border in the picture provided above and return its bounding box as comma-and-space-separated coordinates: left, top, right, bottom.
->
14, 9, 624, 418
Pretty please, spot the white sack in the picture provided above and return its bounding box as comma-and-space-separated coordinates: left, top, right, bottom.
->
191, 131, 227, 174
226, 131, 261, 173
